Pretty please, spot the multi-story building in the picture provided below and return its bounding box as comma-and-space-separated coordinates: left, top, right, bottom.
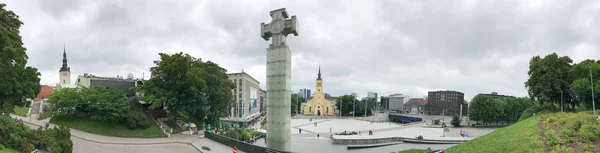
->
380, 96, 390, 110
225, 71, 261, 126
424, 90, 465, 116
403, 98, 427, 115
367, 92, 378, 99
258, 89, 267, 115
298, 88, 312, 99
477, 92, 515, 99
388, 94, 408, 113
75, 73, 144, 97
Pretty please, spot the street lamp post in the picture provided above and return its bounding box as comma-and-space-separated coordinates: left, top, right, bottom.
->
591, 66, 596, 115
340, 98, 343, 117
296, 94, 299, 117
353, 99, 356, 118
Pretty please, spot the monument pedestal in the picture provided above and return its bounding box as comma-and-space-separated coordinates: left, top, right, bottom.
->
261, 8, 298, 151
266, 44, 292, 151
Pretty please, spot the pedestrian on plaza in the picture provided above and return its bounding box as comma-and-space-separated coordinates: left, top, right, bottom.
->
317, 134, 320, 138
330, 127, 332, 132
299, 129, 302, 134
44, 122, 49, 130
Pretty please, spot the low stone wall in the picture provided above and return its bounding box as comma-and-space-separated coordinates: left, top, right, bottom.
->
204, 131, 293, 153
332, 136, 469, 145
403, 138, 468, 144
332, 137, 402, 145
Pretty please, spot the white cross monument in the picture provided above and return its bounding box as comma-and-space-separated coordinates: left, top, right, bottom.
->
261, 8, 298, 151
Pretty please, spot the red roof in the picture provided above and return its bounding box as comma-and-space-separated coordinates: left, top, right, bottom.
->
407, 98, 427, 105
35, 85, 55, 100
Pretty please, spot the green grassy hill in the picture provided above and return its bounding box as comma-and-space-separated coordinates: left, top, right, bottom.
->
445, 113, 545, 153
446, 112, 600, 153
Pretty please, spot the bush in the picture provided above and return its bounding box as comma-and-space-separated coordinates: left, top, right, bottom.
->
127, 110, 151, 129
545, 129, 560, 146
579, 121, 600, 142
0, 144, 4, 150
578, 142, 597, 152
561, 128, 574, 137
451, 116, 461, 127
551, 145, 573, 153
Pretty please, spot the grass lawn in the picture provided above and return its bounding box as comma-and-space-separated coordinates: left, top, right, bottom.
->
397, 149, 427, 153
0, 148, 18, 153
38, 112, 54, 120
50, 114, 167, 138
445, 112, 546, 153
13, 106, 29, 117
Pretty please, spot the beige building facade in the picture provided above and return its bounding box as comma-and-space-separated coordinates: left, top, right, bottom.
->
224, 71, 261, 124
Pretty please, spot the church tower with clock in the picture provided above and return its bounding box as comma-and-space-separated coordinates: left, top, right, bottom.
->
301, 66, 335, 116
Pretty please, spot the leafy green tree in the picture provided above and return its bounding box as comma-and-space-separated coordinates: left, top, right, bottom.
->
197, 61, 234, 125
47, 87, 130, 122
570, 60, 600, 109
335, 95, 357, 116
451, 116, 461, 127
137, 52, 207, 122
136, 52, 232, 126
503, 97, 533, 123
291, 93, 306, 114
83, 87, 130, 121
47, 88, 84, 115
525, 53, 573, 106
469, 95, 499, 125
0, 3, 41, 115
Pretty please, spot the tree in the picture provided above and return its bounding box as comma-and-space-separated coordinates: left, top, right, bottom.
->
570, 60, 600, 109
502, 97, 533, 123
525, 53, 573, 106
47, 87, 131, 122
0, 3, 41, 115
290, 94, 305, 114
136, 52, 232, 126
83, 87, 130, 122
198, 61, 234, 125
335, 95, 357, 116
451, 116, 461, 127
468, 95, 499, 125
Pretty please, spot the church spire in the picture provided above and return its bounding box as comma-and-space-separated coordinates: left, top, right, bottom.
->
317, 65, 322, 80
60, 43, 70, 72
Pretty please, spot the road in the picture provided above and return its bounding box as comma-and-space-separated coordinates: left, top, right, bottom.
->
23, 122, 200, 153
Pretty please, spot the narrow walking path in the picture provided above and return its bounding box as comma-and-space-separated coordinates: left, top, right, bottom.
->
9, 114, 235, 153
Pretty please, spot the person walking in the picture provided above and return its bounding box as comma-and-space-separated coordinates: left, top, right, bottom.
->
330, 127, 332, 132
44, 122, 49, 130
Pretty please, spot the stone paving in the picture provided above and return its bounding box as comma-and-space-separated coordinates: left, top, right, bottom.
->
295, 119, 402, 133
11, 114, 239, 153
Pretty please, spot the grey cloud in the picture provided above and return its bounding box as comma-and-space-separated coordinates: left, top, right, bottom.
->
3, 0, 599, 100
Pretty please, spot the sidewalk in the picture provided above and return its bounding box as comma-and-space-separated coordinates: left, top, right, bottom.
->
9, 114, 230, 153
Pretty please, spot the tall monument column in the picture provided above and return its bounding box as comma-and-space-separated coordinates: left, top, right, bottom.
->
260, 8, 298, 151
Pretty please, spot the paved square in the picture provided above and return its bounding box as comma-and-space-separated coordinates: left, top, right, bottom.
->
294, 119, 402, 133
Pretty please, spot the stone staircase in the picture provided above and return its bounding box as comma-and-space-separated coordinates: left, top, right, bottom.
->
31, 101, 40, 114
29, 101, 41, 119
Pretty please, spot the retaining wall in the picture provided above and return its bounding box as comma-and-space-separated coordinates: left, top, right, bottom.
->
204, 131, 293, 153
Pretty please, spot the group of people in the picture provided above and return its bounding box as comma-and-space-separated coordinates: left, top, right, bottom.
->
416, 135, 424, 140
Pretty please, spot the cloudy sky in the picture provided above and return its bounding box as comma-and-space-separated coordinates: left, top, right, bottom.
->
3, 0, 600, 100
